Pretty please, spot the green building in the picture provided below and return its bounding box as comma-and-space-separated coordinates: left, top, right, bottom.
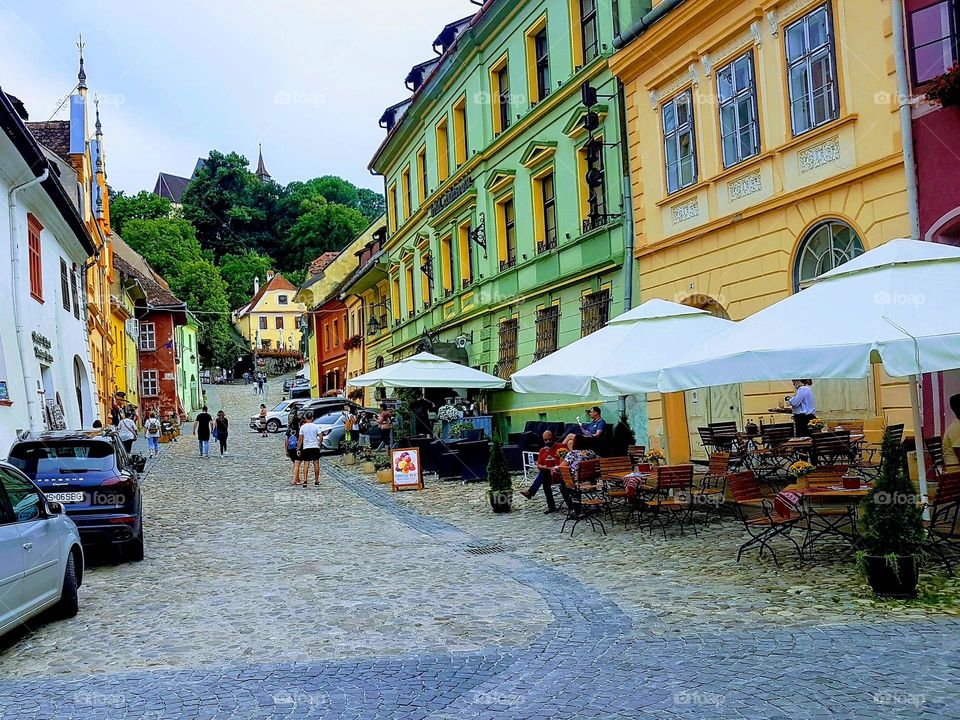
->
369, 0, 649, 437
175, 313, 202, 416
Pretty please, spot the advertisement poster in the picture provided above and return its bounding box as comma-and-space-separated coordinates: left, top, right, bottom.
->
391, 448, 422, 492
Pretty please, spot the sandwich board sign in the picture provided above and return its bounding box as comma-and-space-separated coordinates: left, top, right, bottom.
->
391, 447, 423, 492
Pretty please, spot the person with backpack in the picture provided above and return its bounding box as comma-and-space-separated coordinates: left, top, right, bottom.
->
342, 405, 359, 444
118, 412, 138, 455
144, 411, 162, 458
215, 410, 230, 456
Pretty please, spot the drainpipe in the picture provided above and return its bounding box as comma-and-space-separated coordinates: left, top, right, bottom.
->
616, 77, 635, 421
9, 168, 51, 434
613, 0, 687, 49
891, 0, 921, 241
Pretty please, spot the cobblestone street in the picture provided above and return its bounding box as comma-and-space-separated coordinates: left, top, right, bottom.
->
0, 382, 958, 719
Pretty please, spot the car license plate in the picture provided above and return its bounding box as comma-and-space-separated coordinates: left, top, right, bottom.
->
45, 491, 86, 504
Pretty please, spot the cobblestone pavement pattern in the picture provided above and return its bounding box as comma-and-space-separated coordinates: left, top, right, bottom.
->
0, 381, 958, 718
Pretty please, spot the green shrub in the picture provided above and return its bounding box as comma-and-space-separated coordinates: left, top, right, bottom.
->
450, 421, 475, 438
487, 440, 512, 501
859, 432, 926, 558
373, 452, 390, 472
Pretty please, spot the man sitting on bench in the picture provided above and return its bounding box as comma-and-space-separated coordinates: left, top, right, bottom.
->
564, 406, 606, 451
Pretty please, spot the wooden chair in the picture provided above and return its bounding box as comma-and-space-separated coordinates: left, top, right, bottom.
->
727, 471, 803, 566
642, 465, 697, 538
924, 437, 946, 477
697, 427, 716, 456
754, 422, 795, 482
708, 421, 738, 452
627, 445, 647, 467
695, 452, 731, 516
598, 456, 634, 517
925, 471, 960, 573
811, 430, 854, 466
558, 465, 607, 536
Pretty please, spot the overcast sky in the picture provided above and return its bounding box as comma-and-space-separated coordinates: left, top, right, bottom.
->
0, 0, 478, 194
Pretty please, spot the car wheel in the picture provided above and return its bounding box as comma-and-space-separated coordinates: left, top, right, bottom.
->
52, 551, 80, 619
267, 419, 281, 433
124, 528, 145, 562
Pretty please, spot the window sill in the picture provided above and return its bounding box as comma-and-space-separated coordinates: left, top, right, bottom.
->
0, 400, 12, 407
30, 294, 44, 304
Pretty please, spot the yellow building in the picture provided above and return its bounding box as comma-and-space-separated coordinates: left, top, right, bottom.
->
233, 273, 306, 353
111, 246, 146, 408
610, 0, 911, 462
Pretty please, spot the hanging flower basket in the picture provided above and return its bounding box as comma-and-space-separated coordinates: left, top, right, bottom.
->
925, 64, 960, 108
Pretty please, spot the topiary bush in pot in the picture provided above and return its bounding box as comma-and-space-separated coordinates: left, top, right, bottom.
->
487, 441, 513, 513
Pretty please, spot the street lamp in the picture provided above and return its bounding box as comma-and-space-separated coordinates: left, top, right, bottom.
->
366, 301, 391, 337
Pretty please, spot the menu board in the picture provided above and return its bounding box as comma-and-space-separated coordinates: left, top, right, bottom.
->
391, 448, 422, 492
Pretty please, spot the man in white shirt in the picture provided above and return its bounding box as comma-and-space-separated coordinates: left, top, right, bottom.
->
785, 379, 816, 436
297, 412, 323, 486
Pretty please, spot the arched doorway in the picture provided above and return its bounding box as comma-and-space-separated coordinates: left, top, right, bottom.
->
73, 355, 93, 427
190, 374, 199, 412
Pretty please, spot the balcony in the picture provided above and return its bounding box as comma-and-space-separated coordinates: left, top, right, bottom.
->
499, 257, 517, 272
537, 238, 558, 254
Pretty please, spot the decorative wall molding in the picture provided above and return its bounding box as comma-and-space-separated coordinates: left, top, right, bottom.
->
650, 64, 700, 110
798, 136, 842, 173
672, 198, 701, 225
769, 0, 821, 36
702, 21, 764, 75
727, 170, 763, 201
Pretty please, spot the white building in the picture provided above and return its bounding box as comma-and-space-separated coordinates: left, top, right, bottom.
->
0, 89, 98, 455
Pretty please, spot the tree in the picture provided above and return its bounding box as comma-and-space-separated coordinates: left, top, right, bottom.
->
284, 198, 368, 270
220, 251, 276, 310
167, 260, 234, 367
110, 190, 172, 235
358, 188, 386, 223
121, 218, 203, 281
179, 150, 279, 260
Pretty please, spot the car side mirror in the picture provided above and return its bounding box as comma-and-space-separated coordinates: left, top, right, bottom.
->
130, 454, 147, 473
45, 501, 65, 516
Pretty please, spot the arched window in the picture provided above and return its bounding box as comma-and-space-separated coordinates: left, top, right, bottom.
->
794, 220, 864, 292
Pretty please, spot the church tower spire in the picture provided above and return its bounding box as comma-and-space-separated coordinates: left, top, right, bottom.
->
255, 143, 271, 182
77, 34, 87, 92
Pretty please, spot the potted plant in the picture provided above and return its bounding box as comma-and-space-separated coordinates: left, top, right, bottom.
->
788, 460, 815, 490
925, 63, 960, 108
647, 448, 666, 467
450, 421, 475, 439
358, 447, 376, 474
342, 441, 360, 466
438, 403, 462, 439
857, 434, 926, 598
487, 441, 513, 513
807, 418, 825, 434
374, 452, 392, 484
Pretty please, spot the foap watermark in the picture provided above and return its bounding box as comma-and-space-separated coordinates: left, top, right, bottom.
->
676, 491, 723, 508
872, 491, 923, 506
674, 690, 725, 707
273, 90, 326, 108
873, 91, 924, 107
873, 290, 925, 308
271, 491, 327, 509
873, 691, 925, 709
272, 691, 331, 709
72, 691, 127, 707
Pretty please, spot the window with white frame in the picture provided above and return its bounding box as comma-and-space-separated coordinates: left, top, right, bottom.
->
139, 322, 156, 351
662, 90, 697, 194
717, 52, 761, 168
141, 370, 159, 397
785, 4, 839, 136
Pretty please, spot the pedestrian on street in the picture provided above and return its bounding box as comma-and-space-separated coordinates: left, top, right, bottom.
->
297, 411, 322, 486
287, 412, 302, 485
257, 375, 265, 396
215, 411, 230, 456
193, 406, 213, 458
243, 372, 250, 385
117, 412, 138, 455
169, 412, 181, 442
258, 403, 268, 437
377, 404, 394, 450
144, 411, 162, 458
343, 404, 359, 444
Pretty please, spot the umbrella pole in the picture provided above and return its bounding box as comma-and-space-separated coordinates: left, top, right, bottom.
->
909, 374, 930, 517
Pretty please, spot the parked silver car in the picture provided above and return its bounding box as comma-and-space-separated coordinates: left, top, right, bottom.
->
0, 462, 84, 638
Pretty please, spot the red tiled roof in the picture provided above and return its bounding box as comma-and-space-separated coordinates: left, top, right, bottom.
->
308, 252, 340, 277
237, 274, 296, 315
25, 120, 71, 162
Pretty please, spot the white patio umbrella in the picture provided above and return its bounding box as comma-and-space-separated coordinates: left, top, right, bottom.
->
348, 351, 507, 389
510, 299, 734, 396
658, 238, 960, 505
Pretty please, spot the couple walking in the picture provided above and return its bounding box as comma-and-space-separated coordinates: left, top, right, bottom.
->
286, 411, 324, 486
192, 406, 230, 457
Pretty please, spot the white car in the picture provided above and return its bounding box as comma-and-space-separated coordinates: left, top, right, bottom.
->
249, 400, 305, 434
0, 462, 83, 638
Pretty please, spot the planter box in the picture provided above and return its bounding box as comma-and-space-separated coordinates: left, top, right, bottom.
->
863, 554, 920, 598
376, 468, 393, 484
360, 461, 376, 474
343, 454, 357, 466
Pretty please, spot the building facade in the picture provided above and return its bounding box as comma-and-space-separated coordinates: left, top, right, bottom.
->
233, 273, 306, 356
175, 316, 202, 416
370, 0, 646, 437
110, 248, 146, 409
0, 90, 98, 453
902, 0, 960, 436
611, 0, 912, 461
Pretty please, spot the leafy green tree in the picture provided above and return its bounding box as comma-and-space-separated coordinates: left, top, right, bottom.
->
284, 198, 368, 270
219, 251, 276, 310
110, 190, 172, 235
357, 188, 386, 223
121, 218, 203, 281
167, 260, 234, 366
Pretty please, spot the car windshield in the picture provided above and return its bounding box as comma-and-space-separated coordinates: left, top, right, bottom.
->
272, 402, 290, 412
9, 441, 115, 475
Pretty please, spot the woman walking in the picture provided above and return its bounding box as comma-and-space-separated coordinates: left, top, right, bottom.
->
144, 411, 162, 458
258, 403, 268, 437
286, 412, 302, 485
215, 410, 230, 456
118, 412, 138, 455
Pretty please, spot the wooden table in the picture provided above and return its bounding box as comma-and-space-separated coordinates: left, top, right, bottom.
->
780, 483, 870, 557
